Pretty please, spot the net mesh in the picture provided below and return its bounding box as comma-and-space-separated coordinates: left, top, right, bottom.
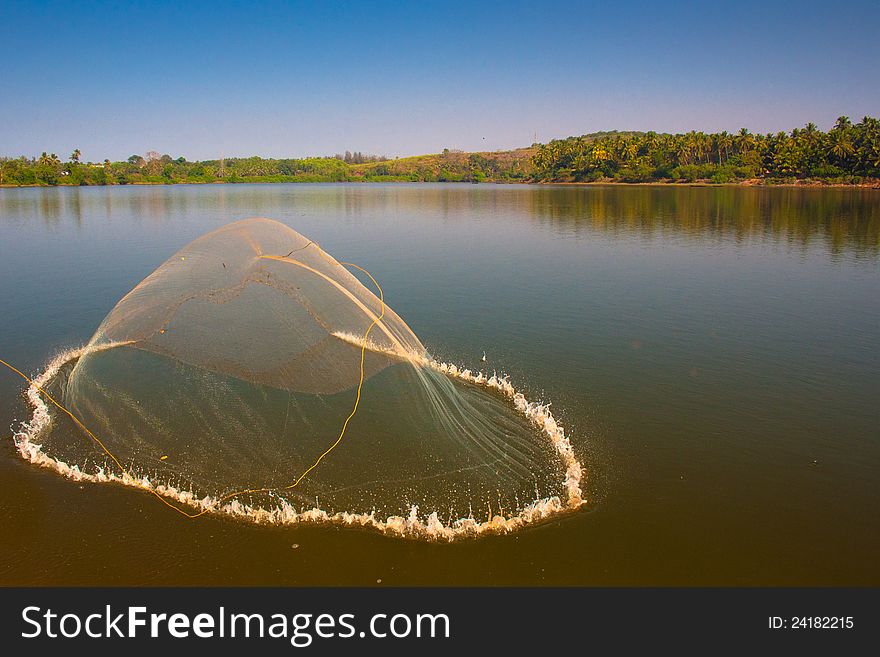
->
91, 217, 419, 394
12, 218, 584, 539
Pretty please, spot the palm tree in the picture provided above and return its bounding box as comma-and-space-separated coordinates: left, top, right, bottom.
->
737, 128, 755, 155
527, 118, 879, 182
829, 131, 855, 159
681, 132, 699, 165
716, 131, 733, 164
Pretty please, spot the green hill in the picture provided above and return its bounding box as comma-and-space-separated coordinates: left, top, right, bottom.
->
348, 147, 537, 182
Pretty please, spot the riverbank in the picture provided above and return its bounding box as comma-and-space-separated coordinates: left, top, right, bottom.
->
538, 178, 880, 189
5, 118, 879, 188
3, 178, 879, 189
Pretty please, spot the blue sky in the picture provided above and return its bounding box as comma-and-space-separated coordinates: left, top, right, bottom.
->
2, 0, 878, 161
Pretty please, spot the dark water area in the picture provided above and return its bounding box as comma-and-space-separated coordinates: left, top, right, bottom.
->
0, 183, 878, 585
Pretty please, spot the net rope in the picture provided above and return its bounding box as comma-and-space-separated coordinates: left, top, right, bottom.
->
3, 218, 585, 539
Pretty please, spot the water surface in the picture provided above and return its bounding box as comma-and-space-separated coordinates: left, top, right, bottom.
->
1, 183, 878, 585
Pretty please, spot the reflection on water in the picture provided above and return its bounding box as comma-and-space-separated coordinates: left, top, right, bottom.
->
2, 184, 878, 256
527, 186, 880, 256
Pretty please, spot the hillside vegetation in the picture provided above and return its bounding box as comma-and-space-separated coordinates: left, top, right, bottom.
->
2, 119, 878, 187
533, 117, 880, 184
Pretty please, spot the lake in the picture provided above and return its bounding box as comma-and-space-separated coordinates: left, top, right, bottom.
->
0, 183, 878, 585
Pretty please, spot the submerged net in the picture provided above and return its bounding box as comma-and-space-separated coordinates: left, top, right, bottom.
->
13, 218, 583, 539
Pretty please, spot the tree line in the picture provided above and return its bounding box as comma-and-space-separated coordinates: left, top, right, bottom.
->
2, 117, 878, 187
0, 152, 356, 186
0, 149, 529, 185
532, 117, 880, 183
333, 151, 388, 164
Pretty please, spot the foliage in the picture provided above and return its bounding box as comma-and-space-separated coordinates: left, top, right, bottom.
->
3, 118, 878, 187
333, 151, 388, 164
531, 117, 880, 184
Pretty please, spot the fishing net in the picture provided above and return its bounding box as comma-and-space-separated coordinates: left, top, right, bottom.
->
14, 218, 583, 539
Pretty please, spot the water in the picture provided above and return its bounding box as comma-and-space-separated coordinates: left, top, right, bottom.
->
0, 183, 878, 585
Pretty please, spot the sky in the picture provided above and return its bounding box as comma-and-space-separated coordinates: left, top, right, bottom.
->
2, 0, 879, 161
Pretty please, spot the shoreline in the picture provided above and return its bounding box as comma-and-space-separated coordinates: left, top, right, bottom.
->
537, 179, 880, 189
2, 178, 879, 190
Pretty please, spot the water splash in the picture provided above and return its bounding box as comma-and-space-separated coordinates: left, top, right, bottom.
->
12, 342, 585, 541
